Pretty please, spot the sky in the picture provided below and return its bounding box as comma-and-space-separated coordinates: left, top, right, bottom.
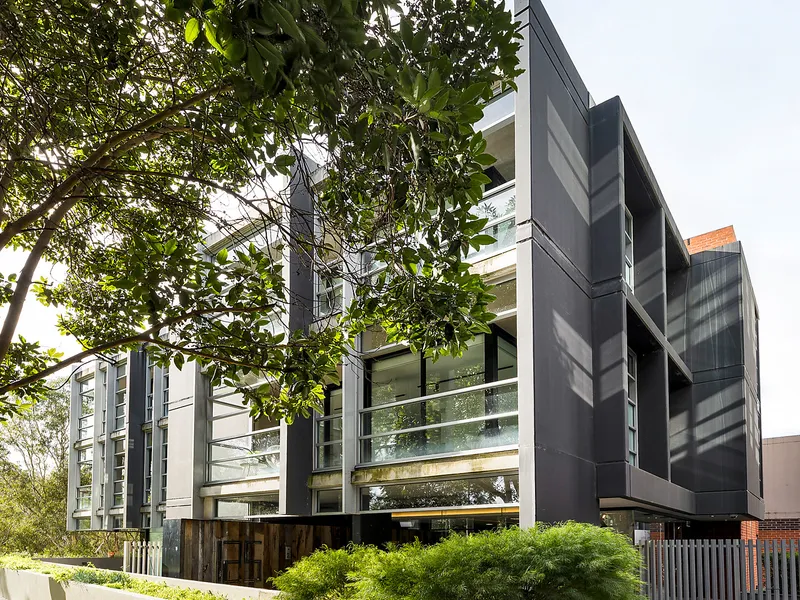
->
541, 0, 800, 437
6, 2, 798, 437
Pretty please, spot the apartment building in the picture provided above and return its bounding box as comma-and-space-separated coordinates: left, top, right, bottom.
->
66, 0, 763, 584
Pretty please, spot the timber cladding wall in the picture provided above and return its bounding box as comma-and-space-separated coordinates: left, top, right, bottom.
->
179, 519, 351, 587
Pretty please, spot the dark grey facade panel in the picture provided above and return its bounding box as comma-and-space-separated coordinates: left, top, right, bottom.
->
535, 446, 599, 525
637, 349, 669, 480
524, 13, 592, 281
592, 292, 627, 465
532, 241, 594, 464
589, 97, 625, 286
666, 267, 690, 360
688, 252, 744, 373
669, 384, 694, 490
126, 349, 147, 528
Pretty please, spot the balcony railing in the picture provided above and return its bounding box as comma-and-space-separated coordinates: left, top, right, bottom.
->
467, 181, 516, 262
359, 378, 519, 464
207, 427, 280, 483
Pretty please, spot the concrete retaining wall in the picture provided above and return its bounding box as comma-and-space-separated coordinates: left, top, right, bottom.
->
41, 557, 123, 570
0, 567, 280, 600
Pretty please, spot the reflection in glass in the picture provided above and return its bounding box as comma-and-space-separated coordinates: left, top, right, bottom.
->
360, 474, 519, 511
215, 494, 279, 518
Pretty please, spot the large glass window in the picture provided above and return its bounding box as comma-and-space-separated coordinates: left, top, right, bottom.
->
75, 517, 91, 531
78, 376, 95, 440
627, 348, 638, 467
215, 495, 279, 519
317, 489, 343, 513
315, 388, 342, 470
316, 265, 343, 318
144, 431, 153, 504
161, 429, 168, 502
624, 208, 634, 290
76, 446, 93, 510
162, 369, 170, 417
114, 363, 127, 431
360, 474, 519, 511
146, 357, 155, 422
207, 427, 280, 483
99, 368, 107, 434
468, 183, 516, 261
361, 332, 518, 464
113, 440, 125, 506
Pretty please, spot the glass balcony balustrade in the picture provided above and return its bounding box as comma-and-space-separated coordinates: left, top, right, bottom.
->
360, 378, 519, 464
207, 427, 281, 483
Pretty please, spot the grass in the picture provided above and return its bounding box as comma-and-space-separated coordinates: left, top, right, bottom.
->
0, 553, 227, 599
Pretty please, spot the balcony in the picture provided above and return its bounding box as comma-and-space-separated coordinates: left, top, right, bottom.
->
467, 181, 516, 262
207, 427, 280, 483
359, 378, 519, 464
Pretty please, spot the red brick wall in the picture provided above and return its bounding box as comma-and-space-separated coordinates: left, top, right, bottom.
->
684, 225, 737, 254
758, 518, 800, 541
740, 520, 759, 541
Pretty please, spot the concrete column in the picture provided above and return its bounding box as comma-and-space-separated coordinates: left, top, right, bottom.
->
164, 360, 207, 520
125, 348, 147, 528
66, 371, 82, 529
514, 0, 536, 528
341, 291, 361, 515
280, 162, 315, 516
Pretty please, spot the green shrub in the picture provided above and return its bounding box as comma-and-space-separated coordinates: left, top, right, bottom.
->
271, 544, 382, 600
0, 553, 225, 599
275, 523, 643, 600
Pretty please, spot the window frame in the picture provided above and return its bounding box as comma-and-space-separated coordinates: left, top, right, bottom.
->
624, 207, 634, 290
626, 348, 638, 467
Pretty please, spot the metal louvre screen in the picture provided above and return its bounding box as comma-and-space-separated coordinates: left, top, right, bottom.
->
639, 539, 799, 600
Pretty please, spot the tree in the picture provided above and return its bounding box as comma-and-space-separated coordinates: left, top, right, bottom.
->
0, 0, 521, 419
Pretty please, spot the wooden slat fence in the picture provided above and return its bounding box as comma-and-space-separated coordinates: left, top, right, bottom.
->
123, 540, 163, 576
639, 540, 799, 600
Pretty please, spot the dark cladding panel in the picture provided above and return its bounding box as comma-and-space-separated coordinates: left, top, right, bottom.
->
592, 293, 627, 465
633, 208, 666, 333
689, 249, 744, 373
637, 349, 669, 480
669, 384, 694, 490
535, 446, 598, 524
666, 268, 690, 362
589, 98, 625, 286
692, 378, 747, 493
528, 33, 592, 280
532, 243, 594, 463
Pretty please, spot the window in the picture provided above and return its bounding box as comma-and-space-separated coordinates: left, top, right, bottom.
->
160, 429, 168, 502
316, 264, 343, 318
146, 357, 155, 422
142, 512, 151, 529
99, 443, 105, 506
206, 424, 280, 483
468, 182, 516, 261
76, 446, 92, 510
624, 208, 634, 290
627, 349, 638, 467
113, 440, 125, 506
77, 376, 95, 439
162, 369, 170, 417
111, 515, 123, 530
75, 518, 91, 531
315, 388, 342, 470
114, 363, 127, 431
144, 431, 153, 504
215, 494, 279, 519
361, 332, 519, 464
99, 368, 107, 434
360, 474, 519, 511
317, 489, 343, 513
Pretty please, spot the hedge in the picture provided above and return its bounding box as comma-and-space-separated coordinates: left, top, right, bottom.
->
273, 523, 643, 600
0, 554, 225, 600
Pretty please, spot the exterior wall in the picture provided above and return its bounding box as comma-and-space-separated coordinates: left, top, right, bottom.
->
685, 225, 737, 255
763, 436, 800, 519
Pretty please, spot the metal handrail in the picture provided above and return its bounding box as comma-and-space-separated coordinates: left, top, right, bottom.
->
208, 425, 280, 445
360, 377, 518, 414
360, 409, 519, 441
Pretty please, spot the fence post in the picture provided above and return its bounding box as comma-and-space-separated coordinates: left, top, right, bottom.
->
123, 541, 130, 573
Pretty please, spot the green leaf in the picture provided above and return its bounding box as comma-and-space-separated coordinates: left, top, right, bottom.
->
475, 153, 496, 166
460, 82, 487, 105
399, 18, 413, 49
222, 39, 246, 63
185, 18, 201, 42
247, 45, 265, 85
204, 24, 223, 52
271, 4, 305, 41
165, 6, 182, 22
253, 38, 285, 65
217, 247, 229, 263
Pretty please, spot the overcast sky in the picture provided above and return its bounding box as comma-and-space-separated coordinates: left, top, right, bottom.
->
6, 2, 797, 437
542, 0, 799, 437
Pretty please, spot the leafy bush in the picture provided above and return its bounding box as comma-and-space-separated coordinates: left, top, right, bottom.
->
274, 523, 643, 600
0, 553, 224, 599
